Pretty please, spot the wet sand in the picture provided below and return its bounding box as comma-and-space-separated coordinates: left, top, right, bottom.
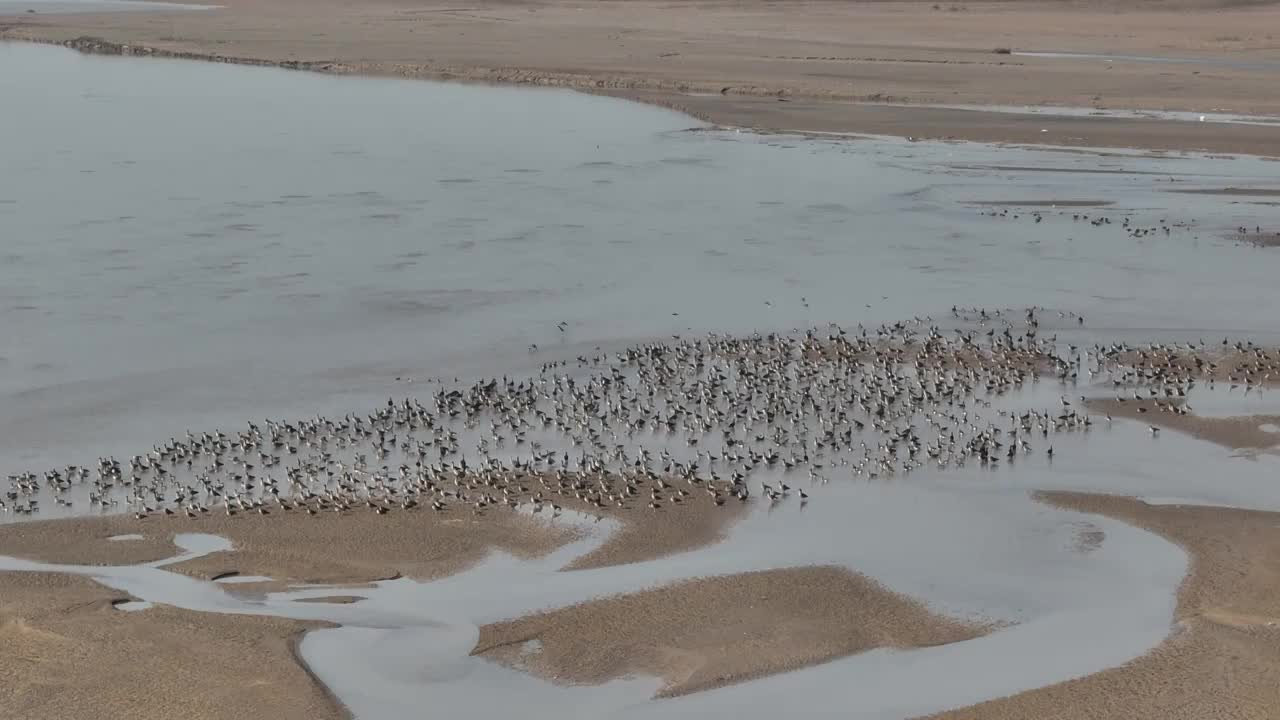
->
0, 478, 746, 580
4, 487, 1276, 720
292, 595, 361, 604
5, 0, 1280, 154
0, 497, 744, 718
1089, 398, 1280, 451
0, 508, 577, 585
475, 565, 989, 698
0, 571, 343, 720
564, 494, 747, 571
929, 491, 1280, 720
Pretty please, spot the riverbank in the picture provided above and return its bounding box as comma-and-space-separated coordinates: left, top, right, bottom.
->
4, 0, 1280, 155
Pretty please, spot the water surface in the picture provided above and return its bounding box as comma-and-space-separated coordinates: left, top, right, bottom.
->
4, 43, 1279, 478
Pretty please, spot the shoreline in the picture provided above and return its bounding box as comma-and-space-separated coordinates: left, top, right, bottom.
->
5, 0, 1280, 157
929, 491, 1280, 720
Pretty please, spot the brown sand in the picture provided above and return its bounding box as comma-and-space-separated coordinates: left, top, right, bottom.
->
1089, 397, 1280, 450
0, 474, 748, 580
0, 486, 749, 717
0, 508, 577, 585
475, 565, 989, 698
4, 0, 1280, 154
292, 595, 362, 604
927, 491, 1280, 720
563, 493, 748, 571
1105, 346, 1280, 386
0, 572, 344, 720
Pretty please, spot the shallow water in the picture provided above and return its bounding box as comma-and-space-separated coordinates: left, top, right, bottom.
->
4, 42, 1280, 481
3, 40, 1280, 720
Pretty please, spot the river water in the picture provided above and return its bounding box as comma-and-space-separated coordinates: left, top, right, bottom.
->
2, 39, 1280, 719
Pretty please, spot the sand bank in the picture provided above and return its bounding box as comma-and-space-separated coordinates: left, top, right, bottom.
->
0, 508, 576, 585
0, 571, 344, 720
475, 565, 989, 698
0, 477, 746, 580
0, 477, 750, 717
929, 491, 1280, 720
1089, 398, 1280, 450
4, 0, 1280, 154
563, 493, 747, 571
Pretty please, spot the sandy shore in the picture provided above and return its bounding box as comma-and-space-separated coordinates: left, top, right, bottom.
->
1089, 398, 1280, 451
4, 0, 1280, 154
928, 491, 1280, 720
0, 571, 343, 720
475, 565, 990, 697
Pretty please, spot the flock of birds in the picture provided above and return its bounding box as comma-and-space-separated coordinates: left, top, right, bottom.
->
980, 205, 1280, 246
979, 207, 1198, 240
3, 307, 1277, 526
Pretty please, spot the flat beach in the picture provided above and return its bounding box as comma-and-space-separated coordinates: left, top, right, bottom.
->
4, 0, 1280, 153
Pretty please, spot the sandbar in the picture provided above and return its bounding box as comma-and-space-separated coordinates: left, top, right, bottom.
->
0, 571, 343, 720
475, 565, 990, 698
4, 0, 1280, 154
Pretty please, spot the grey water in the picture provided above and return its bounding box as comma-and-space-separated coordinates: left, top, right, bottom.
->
4, 43, 1279, 481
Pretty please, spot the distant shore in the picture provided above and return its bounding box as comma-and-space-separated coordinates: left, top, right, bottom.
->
4, 0, 1280, 155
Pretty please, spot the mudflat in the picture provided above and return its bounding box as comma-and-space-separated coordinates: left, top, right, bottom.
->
4, 0, 1280, 153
